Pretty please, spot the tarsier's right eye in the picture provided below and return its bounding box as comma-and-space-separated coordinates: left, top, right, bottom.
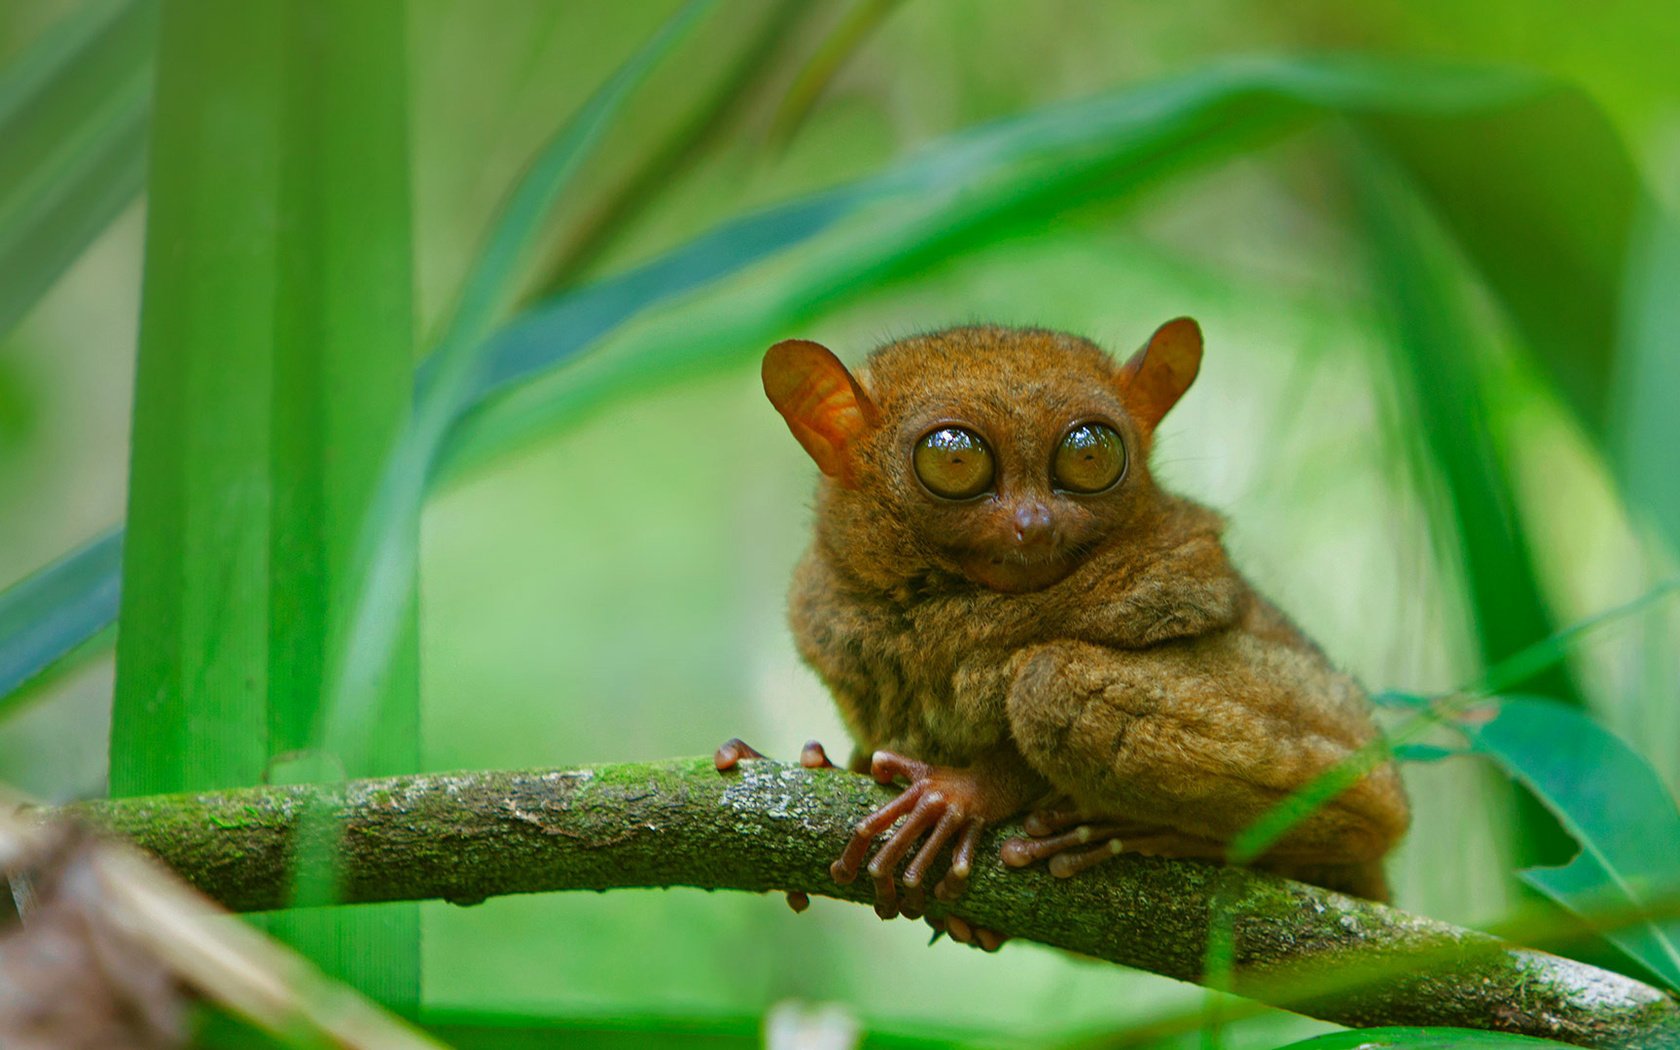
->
913, 426, 994, 500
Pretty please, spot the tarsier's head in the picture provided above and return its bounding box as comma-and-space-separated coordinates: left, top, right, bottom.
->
763, 319, 1202, 594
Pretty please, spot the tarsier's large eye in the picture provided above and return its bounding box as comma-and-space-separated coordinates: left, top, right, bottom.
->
1054, 422, 1126, 493
913, 426, 995, 500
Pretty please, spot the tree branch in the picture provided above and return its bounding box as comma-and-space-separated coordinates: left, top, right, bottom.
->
64, 757, 1680, 1049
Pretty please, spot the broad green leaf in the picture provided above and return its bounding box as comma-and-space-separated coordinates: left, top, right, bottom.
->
109, 0, 419, 1004
1274, 1026, 1581, 1049
1465, 695, 1680, 991
0, 0, 155, 339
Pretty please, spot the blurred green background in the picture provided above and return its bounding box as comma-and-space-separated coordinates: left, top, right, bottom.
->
1, 1, 1677, 1047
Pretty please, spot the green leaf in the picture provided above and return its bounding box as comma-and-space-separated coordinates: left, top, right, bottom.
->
310, 0, 715, 775
1273, 1026, 1581, 1049
0, 529, 120, 703
109, 0, 419, 1004
1609, 211, 1680, 551
1361, 86, 1645, 440
1349, 145, 1581, 871
0, 57, 1632, 715
442, 57, 1554, 473
1465, 695, 1680, 992
0, 0, 155, 339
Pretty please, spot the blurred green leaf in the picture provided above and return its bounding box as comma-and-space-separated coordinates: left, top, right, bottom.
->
1351, 145, 1579, 870
311, 0, 714, 776
0, 57, 1639, 722
1609, 211, 1680, 551
1362, 87, 1644, 440
442, 56, 1552, 473
109, 0, 420, 1004
1465, 695, 1680, 992
0, 529, 120, 703
1273, 1026, 1580, 1049
0, 0, 154, 339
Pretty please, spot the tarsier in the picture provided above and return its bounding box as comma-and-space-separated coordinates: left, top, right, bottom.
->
718, 319, 1409, 947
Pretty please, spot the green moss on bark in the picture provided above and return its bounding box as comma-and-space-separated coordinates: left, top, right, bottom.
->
60, 756, 1680, 1049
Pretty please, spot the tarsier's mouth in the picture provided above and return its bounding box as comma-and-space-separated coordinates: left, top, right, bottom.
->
958, 548, 1080, 594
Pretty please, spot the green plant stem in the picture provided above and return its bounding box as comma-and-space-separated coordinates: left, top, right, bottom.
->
61, 757, 1680, 1050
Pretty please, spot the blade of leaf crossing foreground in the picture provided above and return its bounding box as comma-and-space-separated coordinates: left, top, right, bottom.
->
1273, 1026, 1582, 1050
1349, 144, 1581, 872
0, 58, 1630, 713
0, 0, 156, 340
1464, 696, 1680, 992
110, 0, 419, 1005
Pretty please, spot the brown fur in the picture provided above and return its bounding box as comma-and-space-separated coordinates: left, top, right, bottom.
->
768, 322, 1409, 900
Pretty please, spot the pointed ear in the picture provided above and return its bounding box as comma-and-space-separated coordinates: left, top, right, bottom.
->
1117, 317, 1202, 434
762, 339, 878, 484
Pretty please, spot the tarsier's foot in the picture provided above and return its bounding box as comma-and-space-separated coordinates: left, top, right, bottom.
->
926, 914, 1005, 952
830, 751, 1024, 920
714, 738, 838, 913
714, 737, 837, 772
1000, 802, 1226, 877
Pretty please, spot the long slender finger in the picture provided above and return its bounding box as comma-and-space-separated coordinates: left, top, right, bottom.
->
899, 883, 926, 920
869, 750, 929, 786
934, 819, 986, 901
1000, 823, 1128, 867
713, 738, 765, 771
800, 740, 836, 769
945, 915, 974, 944
830, 787, 921, 883
1048, 838, 1126, 878
974, 927, 1005, 952
901, 809, 964, 889
867, 796, 945, 918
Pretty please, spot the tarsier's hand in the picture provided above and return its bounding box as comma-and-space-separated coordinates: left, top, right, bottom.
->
829, 751, 1033, 924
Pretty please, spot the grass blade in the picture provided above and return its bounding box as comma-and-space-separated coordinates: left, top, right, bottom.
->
109, 0, 419, 1004
0, 0, 155, 338
1273, 1026, 1580, 1049
1350, 144, 1582, 871
311, 0, 715, 777
0, 529, 121, 703
440, 57, 1549, 473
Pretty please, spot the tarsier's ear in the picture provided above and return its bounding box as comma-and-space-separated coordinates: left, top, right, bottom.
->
1117, 317, 1202, 435
762, 339, 879, 485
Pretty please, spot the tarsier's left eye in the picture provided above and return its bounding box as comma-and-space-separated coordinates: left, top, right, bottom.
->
1054, 422, 1126, 493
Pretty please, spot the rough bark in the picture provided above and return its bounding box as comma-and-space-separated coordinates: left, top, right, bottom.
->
58, 756, 1680, 1049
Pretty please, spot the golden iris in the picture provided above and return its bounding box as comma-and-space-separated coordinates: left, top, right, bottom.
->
914, 427, 994, 499
1054, 423, 1125, 493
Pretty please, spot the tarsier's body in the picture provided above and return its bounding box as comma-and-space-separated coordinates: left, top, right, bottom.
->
746, 320, 1408, 929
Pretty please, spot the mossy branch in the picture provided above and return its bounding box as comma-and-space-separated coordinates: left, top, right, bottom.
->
63, 757, 1680, 1049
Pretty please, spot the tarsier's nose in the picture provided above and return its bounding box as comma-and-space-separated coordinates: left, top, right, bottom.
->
1012, 501, 1055, 548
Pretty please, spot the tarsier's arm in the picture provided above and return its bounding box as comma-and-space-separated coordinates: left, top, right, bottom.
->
1003, 632, 1409, 875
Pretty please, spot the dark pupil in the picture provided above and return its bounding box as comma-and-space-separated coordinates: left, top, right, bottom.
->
1058, 423, 1123, 492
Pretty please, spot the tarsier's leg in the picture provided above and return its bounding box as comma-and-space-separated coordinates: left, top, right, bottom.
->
1001, 638, 1408, 899
714, 737, 839, 912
